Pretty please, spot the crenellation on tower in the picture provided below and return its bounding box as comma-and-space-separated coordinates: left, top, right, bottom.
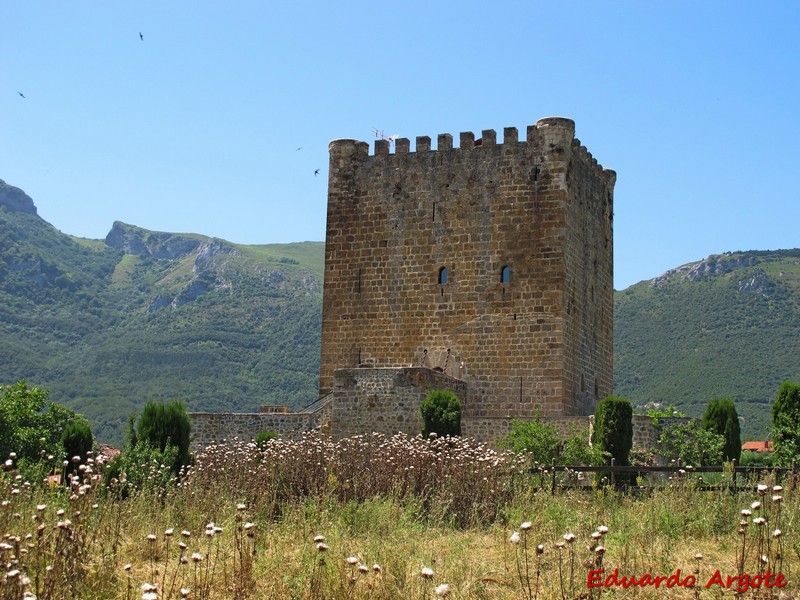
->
437, 133, 453, 151
503, 127, 518, 144
481, 129, 497, 146
460, 131, 475, 148
415, 136, 431, 152
395, 138, 411, 154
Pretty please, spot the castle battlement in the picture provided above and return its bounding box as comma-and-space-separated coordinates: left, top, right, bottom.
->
329, 117, 614, 183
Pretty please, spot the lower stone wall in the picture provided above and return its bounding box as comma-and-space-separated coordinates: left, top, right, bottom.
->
190, 401, 331, 448
331, 367, 468, 439
632, 414, 661, 449
462, 416, 593, 447
189, 368, 663, 452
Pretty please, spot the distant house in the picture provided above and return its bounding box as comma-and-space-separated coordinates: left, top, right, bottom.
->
742, 440, 774, 453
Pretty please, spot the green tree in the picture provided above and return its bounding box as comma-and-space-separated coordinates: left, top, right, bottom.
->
133, 400, 192, 475
560, 428, 608, 466
0, 380, 80, 462
771, 381, 800, 466
499, 417, 560, 464
659, 420, 724, 466
420, 390, 461, 437
500, 418, 606, 466
592, 395, 633, 466
701, 396, 741, 462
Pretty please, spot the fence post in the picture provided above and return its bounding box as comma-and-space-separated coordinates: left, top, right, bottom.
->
610, 457, 616, 489
731, 458, 737, 493
551, 458, 556, 496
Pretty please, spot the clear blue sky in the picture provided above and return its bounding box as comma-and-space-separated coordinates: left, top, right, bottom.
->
2, 1, 798, 290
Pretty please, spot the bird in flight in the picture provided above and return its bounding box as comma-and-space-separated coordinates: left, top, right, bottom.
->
296, 147, 302, 151
314, 169, 320, 176
18, 92, 25, 98
139, 32, 144, 40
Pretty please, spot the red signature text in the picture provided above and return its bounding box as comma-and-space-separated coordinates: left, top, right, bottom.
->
587, 568, 787, 592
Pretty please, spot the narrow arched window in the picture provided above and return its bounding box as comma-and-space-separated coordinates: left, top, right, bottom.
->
438, 266, 448, 285
500, 265, 511, 284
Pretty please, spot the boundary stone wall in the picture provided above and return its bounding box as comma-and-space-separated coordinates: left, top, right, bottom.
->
463, 413, 660, 449
190, 401, 331, 448
189, 378, 659, 451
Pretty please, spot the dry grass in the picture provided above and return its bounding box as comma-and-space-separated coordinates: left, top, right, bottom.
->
1, 434, 798, 599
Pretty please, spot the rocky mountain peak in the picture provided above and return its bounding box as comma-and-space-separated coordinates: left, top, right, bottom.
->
0, 179, 38, 215
651, 253, 760, 286
105, 221, 202, 259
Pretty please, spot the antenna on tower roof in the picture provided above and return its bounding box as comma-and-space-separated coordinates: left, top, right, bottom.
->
373, 128, 399, 144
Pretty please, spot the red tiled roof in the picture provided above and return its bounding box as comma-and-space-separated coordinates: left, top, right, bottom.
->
742, 441, 773, 453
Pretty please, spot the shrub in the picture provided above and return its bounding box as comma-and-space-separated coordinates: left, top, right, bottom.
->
103, 441, 179, 497
629, 446, 658, 468
592, 395, 633, 466
645, 403, 685, 426
60, 419, 94, 472
420, 390, 461, 437
255, 430, 277, 447
501, 419, 605, 466
738, 449, 774, 468
560, 428, 607, 466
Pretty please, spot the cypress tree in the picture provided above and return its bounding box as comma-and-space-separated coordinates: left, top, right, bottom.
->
701, 396, 741, 463
136, 400, 191, 475
592, 395, 633, 466
772, 381, 800, 466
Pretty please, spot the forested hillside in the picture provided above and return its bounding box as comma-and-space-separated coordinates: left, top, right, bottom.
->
0, 179, 323, 444
615, 250, 800, 438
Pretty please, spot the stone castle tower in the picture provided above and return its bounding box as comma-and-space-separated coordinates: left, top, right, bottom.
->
319, 117, 615, 437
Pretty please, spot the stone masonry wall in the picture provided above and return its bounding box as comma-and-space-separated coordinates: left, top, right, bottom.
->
631, 414, 661, 449
563, 131, 616, 415
190, 374, 659, 452
190, 401, 331, 449
464, 414, 659, 450
320, 118, 615, 426
331, 367, 467, 439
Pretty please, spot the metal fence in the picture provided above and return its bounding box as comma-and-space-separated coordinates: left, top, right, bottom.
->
536, 458, 798, 495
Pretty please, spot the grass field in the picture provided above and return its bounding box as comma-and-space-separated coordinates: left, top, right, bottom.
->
1, 434, 797, 599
